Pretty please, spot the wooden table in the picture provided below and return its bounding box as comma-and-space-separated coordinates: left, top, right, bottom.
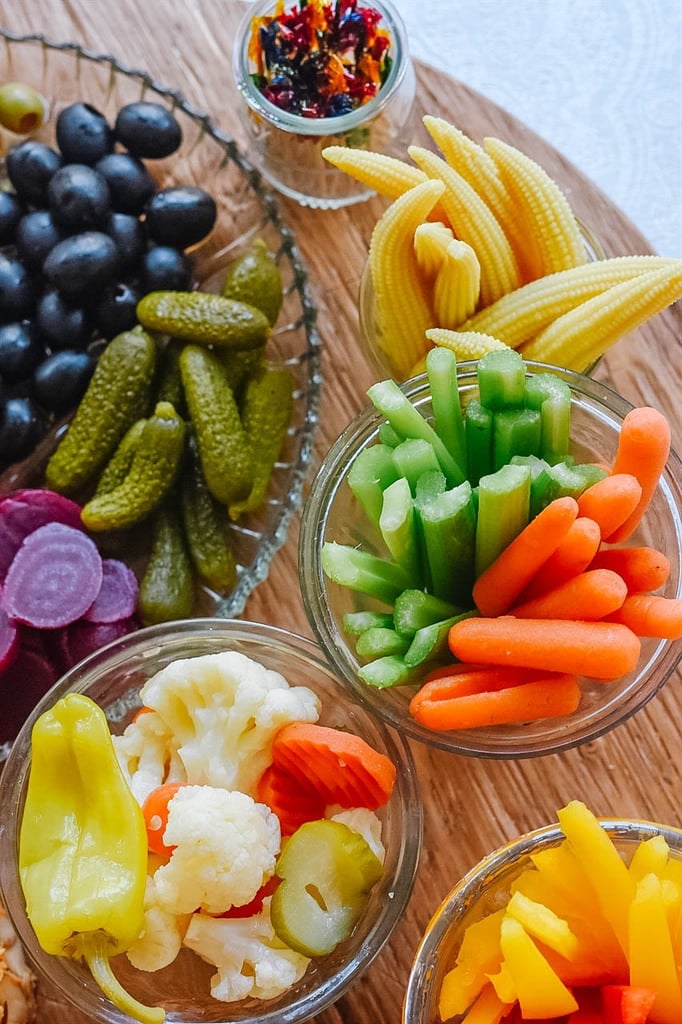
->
2, 3, 681, 1022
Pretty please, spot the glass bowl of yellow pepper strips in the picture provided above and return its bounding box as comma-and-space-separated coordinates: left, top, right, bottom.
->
402, 800, 682, 1024
232, 0, 417, 209
0, 618, 422, 1024
298, 355, 682, 757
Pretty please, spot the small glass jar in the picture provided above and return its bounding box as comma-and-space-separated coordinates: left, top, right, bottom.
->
232, 0, 417, 209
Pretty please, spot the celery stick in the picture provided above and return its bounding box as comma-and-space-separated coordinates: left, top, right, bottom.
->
321, 542, 409, 606
417, 480, 477, 606
343, 610, 394, 636
356, 627, 411, 659
414, 469, 447, 592
367, 379, 465, 485
347, 444, 398, 527
403, 611, 477, 669
475, 464, 531, 577
524, 373, 572, 465
378, 421, 402, 447
358, 655, 417, 689
426, 347, 467, 478
477, 348, 526, 411
393, 588, 466, 637
493, 407, 542, 469
392, 438, 441, 494
379, 477, 422, 580
465, 399, 493, 486
534, 460, 609, 513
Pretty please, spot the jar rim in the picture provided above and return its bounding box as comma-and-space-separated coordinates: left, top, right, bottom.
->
232, 0, 411, 136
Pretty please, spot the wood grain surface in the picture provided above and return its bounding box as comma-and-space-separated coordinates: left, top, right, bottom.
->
1, 3, 680, 1022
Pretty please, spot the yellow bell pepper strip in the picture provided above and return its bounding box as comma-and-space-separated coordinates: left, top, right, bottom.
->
628, 873, 682, 1024
505, 890, 579, 961
497, 915, 578, 1017
628, 834, 670, 882
18, 693, 165, 1024
439, 909, 505, 1019
460, 982, 511, 1024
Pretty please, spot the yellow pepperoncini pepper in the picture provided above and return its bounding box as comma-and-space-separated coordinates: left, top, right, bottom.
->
19, 693, 164, 1024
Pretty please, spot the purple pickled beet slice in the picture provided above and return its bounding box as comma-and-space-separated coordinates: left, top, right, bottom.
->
0, 607, 19, 672
1, 522, 103, 629
62, 616, 137, 670
0, 488, 83, 579
0, 642, 60, 745
84, 559, 139, 623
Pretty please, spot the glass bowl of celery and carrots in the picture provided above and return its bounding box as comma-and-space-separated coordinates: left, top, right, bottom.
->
402, 799, 682, 1024
298, 351, 682, 757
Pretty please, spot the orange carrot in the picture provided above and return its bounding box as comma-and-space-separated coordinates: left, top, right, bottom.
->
272, 722, 397, 810
473, 496, 579, 617
409, 674, 581, 730
142, 782, 189, 856
605, 594, 682, 640
520, 517, 602, 600
410, 665, 552, 718
448, 617, 641, 681
576, 473, 642, 539
256, 763, 326, 836
589, 546, 670, 594
607, 406, 672, 543
510, 568, 627, 621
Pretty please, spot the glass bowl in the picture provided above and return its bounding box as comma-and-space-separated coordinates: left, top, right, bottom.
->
358, 222, 605, 382
402, 816, 682, 1023
298, 361, 682, 757
0, 618, 422, 1024
231, 0, 417, 209
0, 34, 321, 634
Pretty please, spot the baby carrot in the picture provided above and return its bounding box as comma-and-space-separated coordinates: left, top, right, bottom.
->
576, 473, 642, 540
473, 496, 579, 616
411, 664, 551, 715
142, 782, 189, 856
272, 722, 396, 810
510, 568, 627, 621
449, 617, 641, 680
256, 763, 326, 836
520, 517, 602, 600
608, 406, 672, 543
589, 546, 670, 594
605, 594, 682, 640
409, 674, 581, 730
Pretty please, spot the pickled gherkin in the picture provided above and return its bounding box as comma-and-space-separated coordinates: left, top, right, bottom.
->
181, 434, 237, 591
136, 290, 269, 349
138, 502, 193, 625
221, 239, 283, 326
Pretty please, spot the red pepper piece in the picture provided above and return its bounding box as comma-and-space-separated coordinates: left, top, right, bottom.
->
601, 985, 656, 1024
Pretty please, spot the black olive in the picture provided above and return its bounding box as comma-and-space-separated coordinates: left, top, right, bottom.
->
0, 396, 44, 463
43, 231, 120, 299
94, 280, 141, 338
33, 349, 95, 413
114, 101, 182, 159
94, 152, 156, 215
0, 191, 24, 247
141, 245, 192, 292
15, 210, 65, 271
48, 164, 111, 233
106, 211, 147, 273
35, 288, 92, 349
0, 254, 35, 320
0, 322, 43, 383
5, 140, 62, 206
56, 102, 114, 165
145, 186, 217, 249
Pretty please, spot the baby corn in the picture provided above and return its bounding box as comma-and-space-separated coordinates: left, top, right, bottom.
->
369, 179, 445, 379
521, 264, 682, 370
413, 222, 455, 279
409, 145, 521, 306
484, 137, 587, 281
458, 255, 681, 348
433, 240, 481, 330
322, 145, 428, 201
426, 328, 511, 360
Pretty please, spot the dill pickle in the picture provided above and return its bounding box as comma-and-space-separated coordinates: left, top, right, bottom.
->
222, 239, 283, 326
228, 365, 294, 520
179, 345, 253, 506
45, 327, 156, 494
155, 339, 186, 413
138, 501, 194, 625
94, 418, 147, 496
136, 290, 270, 349
81, 402, 185, 531
181, 435, 237, 592
219, 346, 265, 396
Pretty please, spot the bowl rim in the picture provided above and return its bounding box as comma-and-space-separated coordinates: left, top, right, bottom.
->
299, 359, 682, 757
402, 816, 682, 1023
0, 617, 423, 1024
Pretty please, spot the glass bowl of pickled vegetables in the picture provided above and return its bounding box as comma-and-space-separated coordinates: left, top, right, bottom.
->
402, 800, 682, 1023
298, 354, 682, 757
0, 618, 422, 1024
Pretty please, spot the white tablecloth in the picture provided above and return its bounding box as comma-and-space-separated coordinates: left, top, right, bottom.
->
396, 0, 682, 257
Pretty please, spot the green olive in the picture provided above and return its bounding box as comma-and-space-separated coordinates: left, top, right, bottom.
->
0, 82, 45, 134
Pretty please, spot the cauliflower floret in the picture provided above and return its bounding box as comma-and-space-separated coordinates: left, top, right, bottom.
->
154, 785, 281, 915
139, 651, 320, 794
183, 901, 310, 1003
126, 872, 191, 972
328, 807, 386, 863
113, 708, 186, 804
